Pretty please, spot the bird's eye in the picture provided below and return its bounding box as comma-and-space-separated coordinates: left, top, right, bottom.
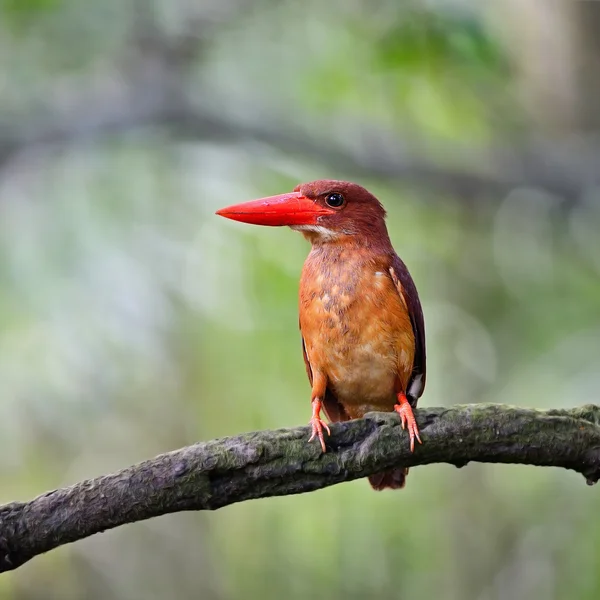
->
325, 192, 345, 208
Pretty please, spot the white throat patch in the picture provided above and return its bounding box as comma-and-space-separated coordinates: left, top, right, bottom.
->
291, 224, 340, 241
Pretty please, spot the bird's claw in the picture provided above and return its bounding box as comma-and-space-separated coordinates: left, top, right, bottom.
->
394, 400, 422, 453
308, 417, 330, 453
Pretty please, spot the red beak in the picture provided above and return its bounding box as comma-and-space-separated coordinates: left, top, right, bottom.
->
216, 192, 335, 227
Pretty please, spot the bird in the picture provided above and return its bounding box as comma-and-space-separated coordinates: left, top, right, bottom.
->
216, 180, 426, 490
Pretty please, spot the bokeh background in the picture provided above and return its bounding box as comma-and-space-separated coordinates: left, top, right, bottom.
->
1, 0, 600, 598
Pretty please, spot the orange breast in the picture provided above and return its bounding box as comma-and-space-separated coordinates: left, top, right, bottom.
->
299, 247, 415, 418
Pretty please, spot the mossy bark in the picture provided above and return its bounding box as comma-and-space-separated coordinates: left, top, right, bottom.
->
1, 403, 600, 573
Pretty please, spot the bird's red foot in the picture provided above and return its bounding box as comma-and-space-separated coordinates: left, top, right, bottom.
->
308, 399, 330, 452
394, 393, 422, 453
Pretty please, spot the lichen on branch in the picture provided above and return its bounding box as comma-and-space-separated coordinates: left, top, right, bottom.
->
1, 403, 599, 573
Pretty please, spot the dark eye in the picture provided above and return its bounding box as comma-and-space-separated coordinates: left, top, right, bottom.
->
325, 192, 345, 208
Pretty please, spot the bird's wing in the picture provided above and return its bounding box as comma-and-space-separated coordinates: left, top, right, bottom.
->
301, 328, 349, 423
390, 255, 426, 405
300, 333, 314, 387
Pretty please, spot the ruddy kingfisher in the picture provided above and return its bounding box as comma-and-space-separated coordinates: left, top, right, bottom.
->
216, 180, 426, 490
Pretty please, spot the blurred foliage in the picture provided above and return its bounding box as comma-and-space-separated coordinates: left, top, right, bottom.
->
1, 0, 62, 25
0, 1, 599, 599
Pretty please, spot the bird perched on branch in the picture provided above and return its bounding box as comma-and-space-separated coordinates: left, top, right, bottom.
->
216, 180, 426, 490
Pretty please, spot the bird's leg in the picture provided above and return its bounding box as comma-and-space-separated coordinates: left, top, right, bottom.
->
308, 398, 330, 452
394, 392, 422, 453
307, 371, 330, 452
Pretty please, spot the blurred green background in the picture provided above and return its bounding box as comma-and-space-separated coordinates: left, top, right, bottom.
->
1, 0, 600, 598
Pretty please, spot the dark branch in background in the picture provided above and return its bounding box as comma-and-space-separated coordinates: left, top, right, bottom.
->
2, 90, 600, 202
1, 403, 599, 574
1, 0, 599, 202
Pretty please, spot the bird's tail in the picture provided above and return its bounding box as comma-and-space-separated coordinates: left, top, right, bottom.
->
368, 467, 409, 491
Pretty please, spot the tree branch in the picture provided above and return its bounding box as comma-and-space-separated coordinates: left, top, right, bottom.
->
3, 0, 599, 202
1, 403, 599, 573
3, 97, 600, 202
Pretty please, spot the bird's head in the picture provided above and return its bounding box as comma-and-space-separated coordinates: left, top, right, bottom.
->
216, 179, 390, 246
